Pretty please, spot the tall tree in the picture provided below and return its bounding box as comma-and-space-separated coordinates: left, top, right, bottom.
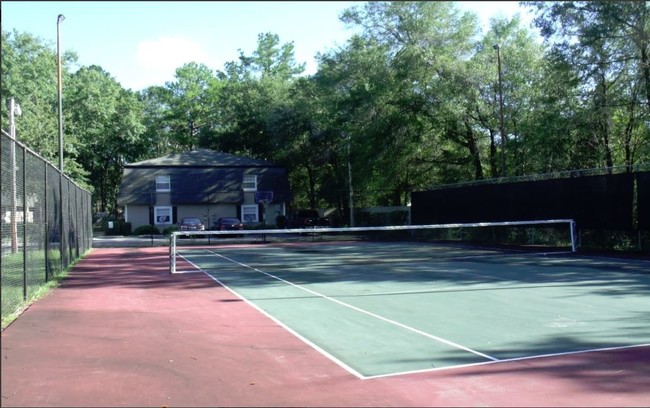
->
470, 15, 548, 177
66, 65, 145, 212
242, 32, 306, 81
163, 62, 222, 151
1, 30, 77, 163
213, 32, 305, 159
335, 1, 482, 192
138, 85, 175, 157
525, 0, 650, 170
266, 76, 340, 210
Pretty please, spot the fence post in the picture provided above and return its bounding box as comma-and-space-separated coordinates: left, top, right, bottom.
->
22, 141, 28, 300
44, 160, 50, 281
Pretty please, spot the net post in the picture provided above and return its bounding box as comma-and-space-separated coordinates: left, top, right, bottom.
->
570, 220, 577, 252
170, 232, 176, 274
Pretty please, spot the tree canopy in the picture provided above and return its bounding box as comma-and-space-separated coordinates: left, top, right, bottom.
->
2, 1, 649, 219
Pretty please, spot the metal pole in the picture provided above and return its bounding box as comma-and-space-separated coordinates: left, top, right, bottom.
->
494, 44, 507, 177
9, 98, 18, 253
57, 14, 65, 271
151, 192, 154, 246
44, 161, 49, 281
57, 14, 65, 173
22, 140, 28, 300
570, 220, 577, 252
170, 233, 176, 274
347, 136, 354, 227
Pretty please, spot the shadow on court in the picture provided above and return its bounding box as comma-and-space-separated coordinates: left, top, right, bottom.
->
1, 247, 649, 407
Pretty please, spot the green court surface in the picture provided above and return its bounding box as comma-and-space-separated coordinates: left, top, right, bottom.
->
178, 242, 650, 379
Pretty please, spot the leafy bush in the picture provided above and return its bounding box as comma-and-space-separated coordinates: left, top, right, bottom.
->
103, 219, 131, 235
133, 225, 160, 235
356, 209, 410, 227
163, 226, 178, 236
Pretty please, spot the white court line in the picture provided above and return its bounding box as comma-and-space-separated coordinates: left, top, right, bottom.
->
364, 343, 650, 380
178, 250, 367, 379
204, 250, 499, 363
179, 250, 649, 380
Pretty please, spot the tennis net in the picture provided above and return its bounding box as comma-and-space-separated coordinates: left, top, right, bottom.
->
169, 219, 577, 274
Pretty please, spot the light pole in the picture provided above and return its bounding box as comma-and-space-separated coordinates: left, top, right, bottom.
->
493, 44, 506, 177
57, 14, 65, 173
57, 14, 65, 269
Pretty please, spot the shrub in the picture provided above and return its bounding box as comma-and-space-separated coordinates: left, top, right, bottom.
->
133, 225, 160, 235
163, 226, 178, 236
103, 219, 131, 235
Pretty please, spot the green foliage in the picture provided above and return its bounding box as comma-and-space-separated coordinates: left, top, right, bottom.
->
209, 33, 305, 159
3, 0, 650, 231
1, 30, 77, 161
103, 219, 132, 236
1, 249, 64, 329
524, 0, 650, 170
162, 226, 178, 236
133, 224, 160, 236
67, 66, 146, 213
579, 229, 643, 252
355, 210, 410, 227
161, 62, 222, 151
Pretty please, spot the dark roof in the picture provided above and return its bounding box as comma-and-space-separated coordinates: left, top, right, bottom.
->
117, 150, 291, 205
127, 149, 275, 168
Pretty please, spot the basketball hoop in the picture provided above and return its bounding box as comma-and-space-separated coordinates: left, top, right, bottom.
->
255, 191, 274, 226
255, 191, 273, 205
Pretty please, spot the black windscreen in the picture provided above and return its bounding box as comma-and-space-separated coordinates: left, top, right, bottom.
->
412, 173, 635, 229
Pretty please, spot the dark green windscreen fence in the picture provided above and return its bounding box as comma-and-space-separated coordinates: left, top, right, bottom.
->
1, 130, 92, 324
411, 171, 649, 250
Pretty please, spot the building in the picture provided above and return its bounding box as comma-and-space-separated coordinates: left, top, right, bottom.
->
116, 149, 291, 231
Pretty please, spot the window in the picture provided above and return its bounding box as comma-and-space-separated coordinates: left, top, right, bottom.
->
242, 175, 257, 191
241, 205, 259, 223
154, 206, 172, 225
156, 176, 171, 192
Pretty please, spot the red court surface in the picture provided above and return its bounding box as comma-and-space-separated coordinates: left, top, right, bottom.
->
2, 246, 649, 407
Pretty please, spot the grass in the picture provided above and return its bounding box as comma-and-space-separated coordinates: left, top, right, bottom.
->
1, 272, 68, 330
1, 248, 89, 330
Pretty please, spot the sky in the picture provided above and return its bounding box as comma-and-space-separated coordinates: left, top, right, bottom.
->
2, 1, 534, 92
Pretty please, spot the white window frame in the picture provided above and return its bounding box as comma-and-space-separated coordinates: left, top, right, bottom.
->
154, 206, 173, 225
156, 176, 171, 192
242, 175, 257, 191
241, 204, 259, 223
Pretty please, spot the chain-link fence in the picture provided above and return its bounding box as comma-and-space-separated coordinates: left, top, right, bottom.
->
1, 129, 92, 324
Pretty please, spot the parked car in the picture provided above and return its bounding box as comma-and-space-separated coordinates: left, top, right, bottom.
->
286, 209, 331, 228
212, 217, 244, 231
179, 217, 205, 231
211, 217, 244, 238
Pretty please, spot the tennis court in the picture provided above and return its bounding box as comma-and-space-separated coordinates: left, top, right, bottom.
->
3, 230, 649, 407
172, 226, 650, 380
